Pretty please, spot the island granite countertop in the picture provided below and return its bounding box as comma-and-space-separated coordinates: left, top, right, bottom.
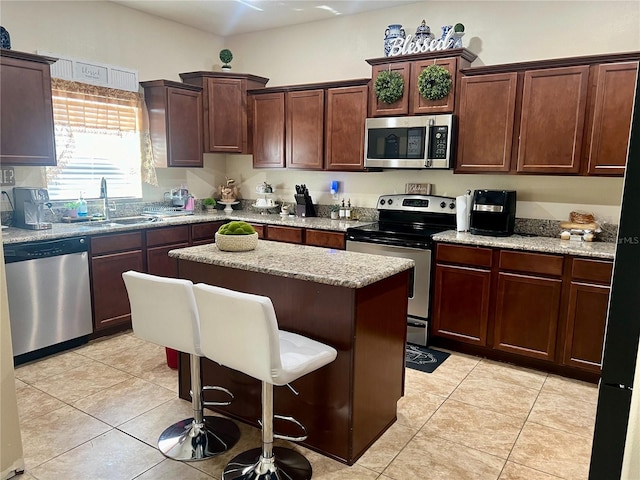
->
169, 240, 414, 288
1, 212, 372, 245
433, 231, 616, 260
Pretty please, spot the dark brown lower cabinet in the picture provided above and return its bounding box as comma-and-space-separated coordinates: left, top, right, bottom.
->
146, 225, 190, 277
493, 272, 562, 361
432, 242, 612, 380
191, 221, 225, 245
90, 232, 144, 332
562, 258, 613, 373
432, 264, 491, 346
265, 225, 303, 243
305, 229, 345, 249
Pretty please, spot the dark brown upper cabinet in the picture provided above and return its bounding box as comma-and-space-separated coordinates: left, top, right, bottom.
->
179, 72, 268, 154
141, 80, 203, 168
583, 61, 638, 176
250, 79, 369, 171
0, 49, 57, 166
456, 52, 640, 176
366, 49, 477, 117
455, 72, 518, 173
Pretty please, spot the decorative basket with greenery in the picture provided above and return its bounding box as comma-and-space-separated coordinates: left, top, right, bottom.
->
64, 201, 80, 217
417, 65, 452, 101
215, 221, 258, 251
202, 197, 216, 211
374, 70, 405, 104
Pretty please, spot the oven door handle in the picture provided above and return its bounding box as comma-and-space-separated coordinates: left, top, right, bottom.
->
346, 235, 430, 250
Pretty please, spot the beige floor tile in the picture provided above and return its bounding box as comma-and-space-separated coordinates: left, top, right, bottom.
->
19, 404, 111, 469
542, 375, 599, 404
384, 431, 505, 480
31, 360, 132, 403
421, 399, 524, 459
404, 352, 480, 398
75, 330, 139, 361
471, 359, 548, 390
499, 461, 563, 479
29, 429, 163, 480
14, 351, 94, 384
135, 459, 215, 479
528, 391, 597, 438
450, 375, 539, 421
15, 382, 66, 422
303, 449, 380, 480
396, 388, 446, 428
356, 422, 417, 472
509, 422, 593, 480
118, 397, 195, 446
73, 377, 176, 426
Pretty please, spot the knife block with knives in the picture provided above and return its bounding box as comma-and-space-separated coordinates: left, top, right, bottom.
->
294, 184, 317, 217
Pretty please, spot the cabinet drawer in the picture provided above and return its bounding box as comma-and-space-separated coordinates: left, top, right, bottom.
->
436, 243, 492, 268
91, 232, 143, 255
247, 223, 265, 238
305, 229, 345, 249
572, 258, 613, 284
146, 225, 189, 247
266, 225, 303, 244
499, 250, 563, 276
192, 221, 224, 242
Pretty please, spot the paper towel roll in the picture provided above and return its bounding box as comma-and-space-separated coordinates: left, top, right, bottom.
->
456, 195, 469, 232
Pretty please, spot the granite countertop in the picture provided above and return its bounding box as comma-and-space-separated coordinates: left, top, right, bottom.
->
0, 212, 372, 245
433, 231, 616, 260
169, 241, 414, 288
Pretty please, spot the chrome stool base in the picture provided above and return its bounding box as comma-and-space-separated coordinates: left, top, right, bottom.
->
158, 416, 240, 461
223, 446, 312, 480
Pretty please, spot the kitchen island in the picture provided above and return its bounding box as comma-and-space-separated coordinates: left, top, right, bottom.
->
169, 240, 414, 465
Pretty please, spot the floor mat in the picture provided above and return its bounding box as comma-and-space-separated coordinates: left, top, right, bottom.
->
405, 344, 450, 373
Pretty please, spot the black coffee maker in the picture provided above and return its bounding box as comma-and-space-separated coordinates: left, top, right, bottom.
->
469, 190, 517, 236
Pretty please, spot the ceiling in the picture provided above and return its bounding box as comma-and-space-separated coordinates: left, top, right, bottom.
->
111, 0, 421, 37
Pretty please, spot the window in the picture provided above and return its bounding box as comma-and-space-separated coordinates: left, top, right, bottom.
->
45, 79, 152, 200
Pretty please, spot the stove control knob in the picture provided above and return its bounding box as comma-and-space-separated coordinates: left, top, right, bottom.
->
388, 199, 393, 205
440, 201, 446, 208
380, 199, 385, 205
449, 202, 455, 209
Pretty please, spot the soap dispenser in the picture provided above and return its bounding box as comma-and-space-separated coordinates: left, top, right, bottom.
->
77, 192, 88, 217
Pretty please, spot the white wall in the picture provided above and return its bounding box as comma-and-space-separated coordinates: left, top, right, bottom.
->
1, 1, 639, 220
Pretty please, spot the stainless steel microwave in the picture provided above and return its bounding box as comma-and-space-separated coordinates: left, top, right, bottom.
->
364, 114, 454, 169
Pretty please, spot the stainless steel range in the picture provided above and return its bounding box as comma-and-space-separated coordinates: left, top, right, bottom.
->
346, 194, 457, 346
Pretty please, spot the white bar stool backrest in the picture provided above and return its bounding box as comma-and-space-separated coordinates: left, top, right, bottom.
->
194, 283, 282, 385
122, 270, 201, 356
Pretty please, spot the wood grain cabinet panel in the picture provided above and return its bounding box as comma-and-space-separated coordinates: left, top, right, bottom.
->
562, 258, 613, 373
141, 80, 203, 167
494, 272, 562, 361
563, 282, 610, 372
192, 221, 226, 245
90, 231, 143, 333
455, 73, 518, 173
305, 229, 345, 249
146, 226, 190, 278
325, 85, 368, 171
436, 243, 493, 267
432, 264, 491, 346
585, 61, 638, 176
266, 225, 303, 244
251, 93, 286, 168
369, 62, 411, 117
516, 66, 590, 174
0, 50, 57, 166
286, 89, 325, 170
410, 57, 457, 114
180, 72, 269, 154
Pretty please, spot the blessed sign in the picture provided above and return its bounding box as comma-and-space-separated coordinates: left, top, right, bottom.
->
388, 29, 455, 57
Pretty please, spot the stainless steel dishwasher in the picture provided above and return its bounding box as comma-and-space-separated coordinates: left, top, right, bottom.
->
3, 236, 93, 364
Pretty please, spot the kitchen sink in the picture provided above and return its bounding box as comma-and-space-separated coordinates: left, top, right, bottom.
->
82, 216, 160, 227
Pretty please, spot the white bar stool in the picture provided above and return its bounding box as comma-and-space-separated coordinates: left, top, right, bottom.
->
122, 271, 240, 461
193, 283, 338, 480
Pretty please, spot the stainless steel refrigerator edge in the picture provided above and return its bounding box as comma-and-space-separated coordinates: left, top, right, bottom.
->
589, 70, 640, 479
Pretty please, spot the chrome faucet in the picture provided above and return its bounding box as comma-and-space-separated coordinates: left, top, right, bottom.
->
99, 177, 110, 221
